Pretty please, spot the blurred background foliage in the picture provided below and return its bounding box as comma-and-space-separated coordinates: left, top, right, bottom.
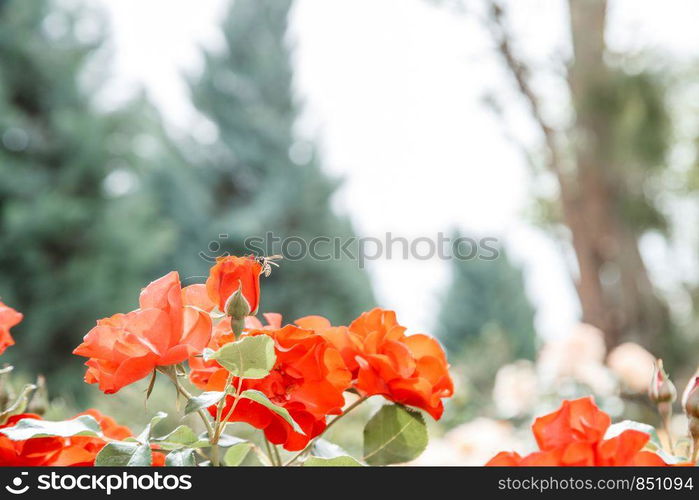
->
1, 0, 699, 464
0, 0, 376, 401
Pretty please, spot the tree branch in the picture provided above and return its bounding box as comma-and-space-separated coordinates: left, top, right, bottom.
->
484, 0, 566, 183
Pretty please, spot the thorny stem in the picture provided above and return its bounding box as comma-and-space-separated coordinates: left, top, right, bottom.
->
284, 396, 368, 466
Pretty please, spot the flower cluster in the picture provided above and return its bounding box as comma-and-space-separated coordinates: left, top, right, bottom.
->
0, 255, 455, 466
70, 255, 454, 454
486, 397, 666, 466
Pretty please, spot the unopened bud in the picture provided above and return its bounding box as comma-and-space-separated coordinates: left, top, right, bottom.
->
684, 375, 699, 419
224, 284, 251, 320
649, 359, 676, 405
683, 374, 699, 463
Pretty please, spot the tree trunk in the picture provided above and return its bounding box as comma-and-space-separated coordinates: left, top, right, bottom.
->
566, 0, 671, 351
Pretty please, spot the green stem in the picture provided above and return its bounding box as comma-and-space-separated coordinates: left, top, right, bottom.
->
662, 414, 674, 455
263, 437, 278, 466
284, 396, 368, 466
159, 367, 218, 465
212, 374, 234, 440
214, 376, 245, 442
211, 442, 220, 467
273, 444, 282, 467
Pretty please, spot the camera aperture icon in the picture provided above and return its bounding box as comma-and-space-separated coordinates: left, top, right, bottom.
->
5, 472, 29, 495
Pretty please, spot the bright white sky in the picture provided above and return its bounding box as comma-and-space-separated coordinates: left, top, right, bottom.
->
93, 0, 699, 340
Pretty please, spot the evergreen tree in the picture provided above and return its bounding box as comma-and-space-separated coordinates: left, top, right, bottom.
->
189, 0, 374, 323
436, 234, 537, 360
0, 0, 171, 393
436, 233, 537, 423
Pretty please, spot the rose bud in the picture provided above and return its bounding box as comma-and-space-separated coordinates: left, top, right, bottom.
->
225, 286, 250, 336
683, 374, 699, 462
225, 286, 251, 320
649, 359, 676, 405
206, 255, 263, 316
683, 374, 699, 419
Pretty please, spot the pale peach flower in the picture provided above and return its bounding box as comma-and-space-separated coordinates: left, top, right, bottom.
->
607, 342, 656, 393
492, 360, 538, 418
537, 323, 615, 395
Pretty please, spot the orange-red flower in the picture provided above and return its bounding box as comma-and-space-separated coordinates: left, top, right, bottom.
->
206, 256, 263, 314
0, 413, 64, 466
297, 309, 454, 420
0, 301, 22, 355
52, 409, 134, 466
190, 321, 351, 451
486, 397, 666, 466
73, 272, 212, 394
1, 410, 165, 466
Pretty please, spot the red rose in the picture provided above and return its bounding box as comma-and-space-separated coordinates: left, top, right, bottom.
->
73, 272, 212, 393
190, 321, 351, 451
297, 309, 454, 419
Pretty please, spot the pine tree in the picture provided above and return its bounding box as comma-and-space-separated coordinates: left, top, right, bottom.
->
0, 0, 171, 393
436, 234, 537, 360
436, 233, 537, 423
189, 0, 374, 323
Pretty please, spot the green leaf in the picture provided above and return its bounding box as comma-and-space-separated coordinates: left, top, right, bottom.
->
363, 404, 428, 465
207, 335, 276, 379
0, 384, 36, 426
223, 442, 253, 466
605, 420, 662, 449
239, 389, 304, 434
220, 434, 247, 447
137, 411, 167, 443
166, 448, 197, 466
655, 447, 682, 465
153, 425, 209, 450
185, 391, 225, 416
311, 438, 350, 459
304, 456, 363, 467
201, 432, 246, 448
95, 441, 152, 466
0, 415, 102, 441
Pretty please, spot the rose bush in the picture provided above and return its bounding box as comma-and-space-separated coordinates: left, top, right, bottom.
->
0, 256, 455, 466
